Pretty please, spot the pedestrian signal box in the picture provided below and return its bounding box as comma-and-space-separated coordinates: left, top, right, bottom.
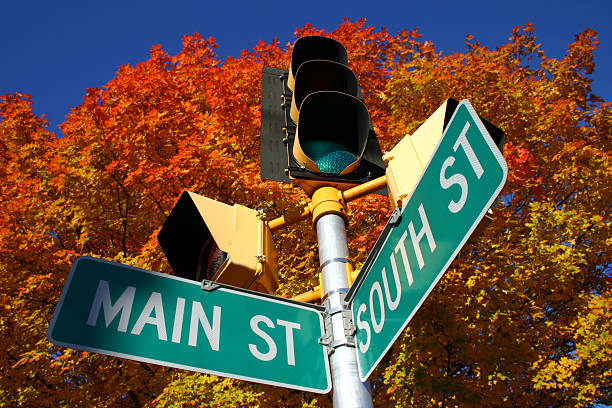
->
157, 191, 279, 294
384, 98, 505, 209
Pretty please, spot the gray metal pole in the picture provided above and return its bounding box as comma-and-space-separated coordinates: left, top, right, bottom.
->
316, 213, 373, 408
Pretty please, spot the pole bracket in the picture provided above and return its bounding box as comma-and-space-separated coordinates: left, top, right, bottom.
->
320, 256, 353, 271
389, 207, 402, 226
318, 292, 356, 355
201, 280, 221, 292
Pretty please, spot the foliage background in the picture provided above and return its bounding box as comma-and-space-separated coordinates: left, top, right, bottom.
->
0, 19, 609, 407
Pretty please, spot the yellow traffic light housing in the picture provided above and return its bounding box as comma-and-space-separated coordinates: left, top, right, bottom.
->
289, 37, 371, 192
157, 191, 279, 294
384, 100, 450, 209
383, 98, 504, 242
384, 98, 505, 209
258, 35, 386, 196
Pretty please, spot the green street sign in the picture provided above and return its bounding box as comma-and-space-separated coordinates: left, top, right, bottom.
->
349, 100, 508, 381
48, 257, 331, 393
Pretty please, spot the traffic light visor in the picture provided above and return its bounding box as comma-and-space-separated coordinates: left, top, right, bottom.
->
290, 59, 359, 123
288, 36, 349, 91
157, 191, 279, 293
293, 91, 370, 175
158, 192, 225, 281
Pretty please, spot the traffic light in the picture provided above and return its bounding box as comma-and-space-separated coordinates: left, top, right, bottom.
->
383, 98, 504, 243
384, 98, 505, 209
260, 36, 386, 196
157, 191, 279, 294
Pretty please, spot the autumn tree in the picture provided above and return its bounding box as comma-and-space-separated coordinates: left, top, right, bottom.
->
0, 19, 609, 407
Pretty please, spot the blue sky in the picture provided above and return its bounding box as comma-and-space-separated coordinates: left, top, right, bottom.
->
1, 0, 610, 136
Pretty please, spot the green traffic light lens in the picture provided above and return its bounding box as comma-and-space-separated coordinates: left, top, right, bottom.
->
301, 140, 358, 175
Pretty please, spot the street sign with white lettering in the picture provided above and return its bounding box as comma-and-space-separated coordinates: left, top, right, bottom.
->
47, 257, 331, 393
348, 100, 507, 381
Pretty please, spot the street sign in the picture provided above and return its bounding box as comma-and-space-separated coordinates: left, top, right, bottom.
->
48, 257, 331, 393
348, 100, 507, 381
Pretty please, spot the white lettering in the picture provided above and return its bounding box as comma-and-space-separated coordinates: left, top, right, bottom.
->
87, 280, 135, 333
356, 304, 371, 354
440, 156, 468, 213
189, 302, 221, 350
454, 122, 484, 179
381, 260, 401, 311
276, 319, 301, 366
441, 121, 485, 213
408, 204, 436, 270
394, 231, 414, 286
171, 297, 185, 343
249, 315, 277, 362
369, 282, 385, 334
131, 292, 167, 341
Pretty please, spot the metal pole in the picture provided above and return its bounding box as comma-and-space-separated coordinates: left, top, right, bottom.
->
316, 213, 373, 408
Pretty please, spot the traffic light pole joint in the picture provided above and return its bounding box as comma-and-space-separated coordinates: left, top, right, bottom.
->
309, 186, 348, 227
267, 175, 387, 233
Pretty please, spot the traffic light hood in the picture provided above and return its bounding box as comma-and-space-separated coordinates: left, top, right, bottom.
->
290, 59, 359, 123
288, 36, 348, 92
157, 191, 279, 294
293, 91, 370, 176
